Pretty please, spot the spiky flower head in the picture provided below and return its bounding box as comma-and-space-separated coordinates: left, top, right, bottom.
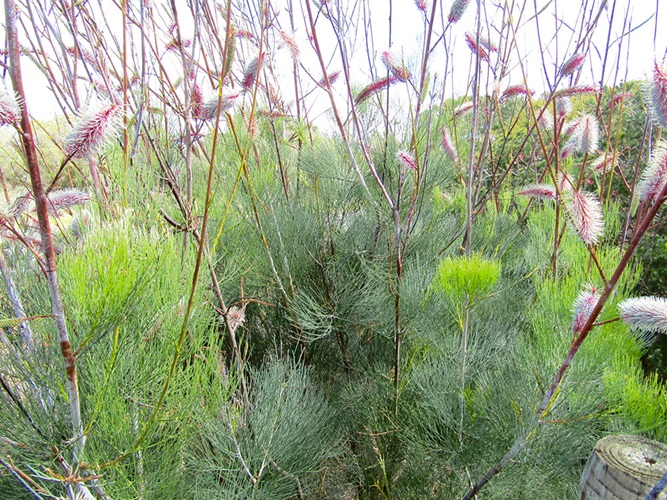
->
538, 108, 554, 130
0, 89, 20, 126
500, 85, 534, 102
64, 101, 122, 159
554, 85, 599, 98
560, 53, 586, 76
618, 296, 667, 334
47, 189, 90, 214
563, 190, 604, 245
464, 32, 489, 62
644, 62, 667, 128
242, 53, 264, 91
381, 50, 411, 82
517, 184, 557, 200
572, 286, 600, 334
454, 101, 474, 117
415, 0, 428, 12
441, 127, 458, 162
279, 31, 300, 61
318, 70, 340, 89
556, 96, 572, 117
448, 0, 471, 23
479, 35, 498, 53
191, 82, 203, 118
355, 76, 398, 104
569, 114, 599, 154
200, 93, 240, 121
637, 140, 667, 203
397, 150, 417, 170
590, 152, 616, 174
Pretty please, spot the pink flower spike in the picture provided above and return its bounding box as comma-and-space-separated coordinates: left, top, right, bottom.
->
638, 140, 667, 202
64, 101, 122, 159
415, 0, 428, 12
517, 184, 557, 200
449, 0, 471, 23
479, 35, 498, 52
465, 32, 489, 62
454, 101, 474, 117
317, 70, 340, 89
500, 85, 534, 102
381, 50, 411, 82
47, 189, 90, 214
645, 62, 667, 128
570, 114, 599, 154
554, 86, 599, 98
280, 31, 300, 61
560, 53, 586, 76
619, 296, 667, 334
397, 150, 417, 170
564, 190, 604, 245
441, 127, 458, 162
590, 153, 615, 174
191, 82, 203, 118
0, 89, 20, 126
242, 53, 264, 91
200, 93, 240, 121
355, 76, 398, 104
572, 287, 600, 335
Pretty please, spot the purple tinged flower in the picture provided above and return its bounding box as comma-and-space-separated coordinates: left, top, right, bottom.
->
560, 53, 586, 76
355, 76, 399, 104
590, 153, 615, 174
280, 31, 300, 61
517, 184, 557, 200
537, 108, 554, 130
317, 70, 340, 89
397, 150, 417, 170
479, 35, 498, 52
200, 93, 240, 121
441, 127, 458, 162
242, 53, 264, 91
0, 89, 20, 126
415, 0, 428, 12
47, 189, 90, 214
572, 287, 600, 334
448, 0, 471, 23
638, 140, 667, 203
500, 85, 534, 102
464, 32, 489, 62
554, 86, 599, 98
191, 82, 203, 118
556, 96, 572, 117
381, 50, 411, 82
454, 101, 474, 117
564, 190, 604, 245
644, 62, 667, 128
618, 296, 667, 334
569, 114, 599, 154
64, 101, 122, 159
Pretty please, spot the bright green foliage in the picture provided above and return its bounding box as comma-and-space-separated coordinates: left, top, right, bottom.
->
432, 254, 501, 304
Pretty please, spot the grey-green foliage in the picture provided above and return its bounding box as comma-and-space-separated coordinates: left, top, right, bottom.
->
190, 358, 352, 499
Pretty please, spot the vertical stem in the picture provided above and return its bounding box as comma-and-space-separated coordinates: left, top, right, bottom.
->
5, 0, 85, 469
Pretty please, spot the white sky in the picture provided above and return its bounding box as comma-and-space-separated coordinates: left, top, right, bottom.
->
10, 1, 667, 123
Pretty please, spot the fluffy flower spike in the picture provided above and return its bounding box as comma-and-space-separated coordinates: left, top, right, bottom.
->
618, 296, 667, 334
644, 62, 667, 128
64, 101, 122, 159
441, 127, 458, 162
517, 184, 557, 200
355, 76, 398, 104
572, 286, 600, 334
563, 190, 604, 245
0, 89, 20, 126
638, 140, 667, 202
448, 0, 471, 23
397, 150, 417, 170
560, 53, 586, 76
200, 93, 240, 121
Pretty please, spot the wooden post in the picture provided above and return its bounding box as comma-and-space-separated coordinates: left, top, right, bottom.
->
581, 435, 667, 499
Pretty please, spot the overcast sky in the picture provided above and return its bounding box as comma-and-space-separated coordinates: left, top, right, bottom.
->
10, 1, 667, 121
